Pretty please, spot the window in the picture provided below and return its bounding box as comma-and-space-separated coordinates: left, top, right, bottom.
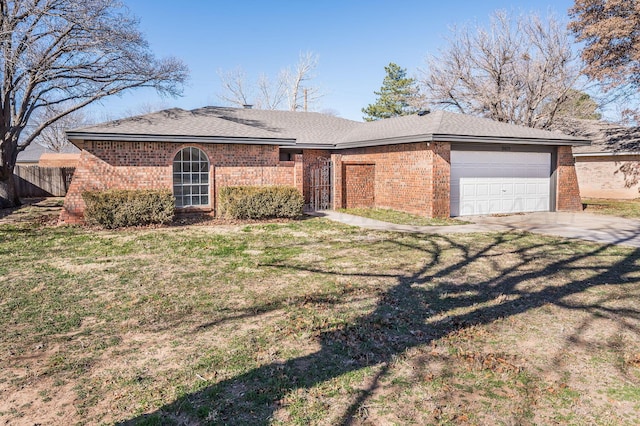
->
173, 147, 210, 207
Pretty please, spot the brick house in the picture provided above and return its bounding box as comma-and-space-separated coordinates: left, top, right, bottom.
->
60, 107, 589, 224
553, 118, 640, 199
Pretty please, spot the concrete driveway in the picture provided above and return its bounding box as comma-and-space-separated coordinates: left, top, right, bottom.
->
468, 211, 640, 248
313, 210, 640, 248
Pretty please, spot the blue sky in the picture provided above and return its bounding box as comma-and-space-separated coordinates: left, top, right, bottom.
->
93, 0, 577, 122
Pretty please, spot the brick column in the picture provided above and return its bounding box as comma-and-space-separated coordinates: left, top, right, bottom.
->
293, 154, 304, 196
431, 142, 451, 218
556, 146, 582, 211
331, 153, 342, 209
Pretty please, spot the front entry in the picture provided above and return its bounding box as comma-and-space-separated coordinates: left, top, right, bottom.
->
308, 157, 333, 210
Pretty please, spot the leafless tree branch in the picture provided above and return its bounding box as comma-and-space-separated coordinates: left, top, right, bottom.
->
0, 0, 189, 206
419, 11, 583, 129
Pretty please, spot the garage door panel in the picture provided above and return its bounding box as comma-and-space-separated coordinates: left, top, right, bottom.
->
476, 183, 489, 196
502, 183, 514, 195
489, 198, 502, 213
463, 183, 476, 196
451, 151, 551, 216
526, 183, 538, 194
489, 183, 502, 195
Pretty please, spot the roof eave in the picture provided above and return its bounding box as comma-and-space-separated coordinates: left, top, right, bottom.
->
294, 143, 339, 149
432, 134, 591, 146
65, 132, 297, 146
574, 151, 640, 157
335, 134, 434, 149
335, 133, 590, 149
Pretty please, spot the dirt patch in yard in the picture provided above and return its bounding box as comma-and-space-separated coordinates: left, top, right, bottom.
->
0, 197, 63, 225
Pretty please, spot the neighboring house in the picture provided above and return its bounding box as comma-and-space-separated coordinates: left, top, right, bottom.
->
16, 142, 81, 167
15, 143, 80, 197
553, 118, 640, 199
16, 142, 48, 165
60, 107, 589, 224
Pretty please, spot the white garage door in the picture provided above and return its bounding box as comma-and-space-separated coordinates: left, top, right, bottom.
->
451, 150, 551, 216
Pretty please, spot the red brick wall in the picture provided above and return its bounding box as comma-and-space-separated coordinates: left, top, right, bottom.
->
343, 163, 375, 208
332, 142, 451, 218
556, 146, 582, 211
431, 142, 451, 217
60, 141, 299, 224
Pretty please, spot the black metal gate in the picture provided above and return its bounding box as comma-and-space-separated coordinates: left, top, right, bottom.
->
308, 157, 333, 210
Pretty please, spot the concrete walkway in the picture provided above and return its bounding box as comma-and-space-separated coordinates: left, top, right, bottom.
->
310, 210, 640, 248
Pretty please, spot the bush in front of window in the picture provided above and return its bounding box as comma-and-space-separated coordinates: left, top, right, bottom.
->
82, 189, 175, 228
218, 186, 304, 219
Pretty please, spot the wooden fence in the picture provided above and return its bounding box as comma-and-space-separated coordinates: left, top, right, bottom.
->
14, 165, 75, 197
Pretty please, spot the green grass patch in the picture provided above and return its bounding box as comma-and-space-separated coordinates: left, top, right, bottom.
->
582, 198, 640, 218
336, 207, 469, 226
608, 385, 640, 403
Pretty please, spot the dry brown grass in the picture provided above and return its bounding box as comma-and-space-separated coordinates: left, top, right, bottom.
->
0, 217, 639, 425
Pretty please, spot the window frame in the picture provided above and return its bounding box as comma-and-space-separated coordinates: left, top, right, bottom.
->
172, 146, 210, 208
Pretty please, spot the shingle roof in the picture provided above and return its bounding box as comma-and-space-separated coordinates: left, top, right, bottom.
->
67, 107, 589, 148
550, 118, 640, 154
338, 110, 588, 147
69, 107, 359, 145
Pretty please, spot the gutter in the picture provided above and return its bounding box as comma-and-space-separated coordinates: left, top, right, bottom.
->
66, 132, 590, 150
333, 133, 590, 149
573, 151, 640, 157
65, 132, 297, 146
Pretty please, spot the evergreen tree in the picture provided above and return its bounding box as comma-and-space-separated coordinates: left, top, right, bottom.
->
362, 63, 421, 121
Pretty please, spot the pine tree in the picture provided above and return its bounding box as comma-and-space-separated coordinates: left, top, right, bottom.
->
362, 63, 421, 121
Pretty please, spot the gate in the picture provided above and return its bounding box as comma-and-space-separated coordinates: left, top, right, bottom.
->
308, 157, 333, 210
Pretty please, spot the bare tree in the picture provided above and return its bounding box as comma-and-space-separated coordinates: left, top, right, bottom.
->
217, 67, 254, 108
256, 72, 288, 110
31, 106, 89, 152
569, 0, 640, 124
419, 11, 581, 129
569, 0, 640, 90
283, 51, 321, 111
0, 0, 188, 207
217, 52, 322, 111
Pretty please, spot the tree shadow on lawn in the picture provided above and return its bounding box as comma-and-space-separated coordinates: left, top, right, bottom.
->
120, 232, 640, 425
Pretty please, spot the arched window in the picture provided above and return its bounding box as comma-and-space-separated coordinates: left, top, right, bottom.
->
173, 147, 210, 207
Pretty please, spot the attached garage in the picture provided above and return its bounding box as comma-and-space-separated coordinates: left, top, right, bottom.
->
451, 150, 552, 216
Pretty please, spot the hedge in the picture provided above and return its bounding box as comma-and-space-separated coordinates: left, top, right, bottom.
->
218, 186, 304, 219
82, 189, 175, 228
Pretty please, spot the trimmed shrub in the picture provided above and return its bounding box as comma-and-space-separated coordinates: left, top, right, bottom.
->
82, 189, 175, 228
218, 186, 304, 219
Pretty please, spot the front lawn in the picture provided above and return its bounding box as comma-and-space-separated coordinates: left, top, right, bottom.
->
1, 218, 639, 425
337, 207, 469, 226
582, 198, 640, 218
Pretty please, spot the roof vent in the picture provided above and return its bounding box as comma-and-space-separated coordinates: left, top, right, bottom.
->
242, 104, 253, 109
417, 109, 431, 116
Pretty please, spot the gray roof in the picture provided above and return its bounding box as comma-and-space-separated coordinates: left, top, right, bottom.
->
550, 118, 640, 155
338, 110, 588, 148
67, 107, 590, 148
69, 107, 358, 146
17, 142, 80, 163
